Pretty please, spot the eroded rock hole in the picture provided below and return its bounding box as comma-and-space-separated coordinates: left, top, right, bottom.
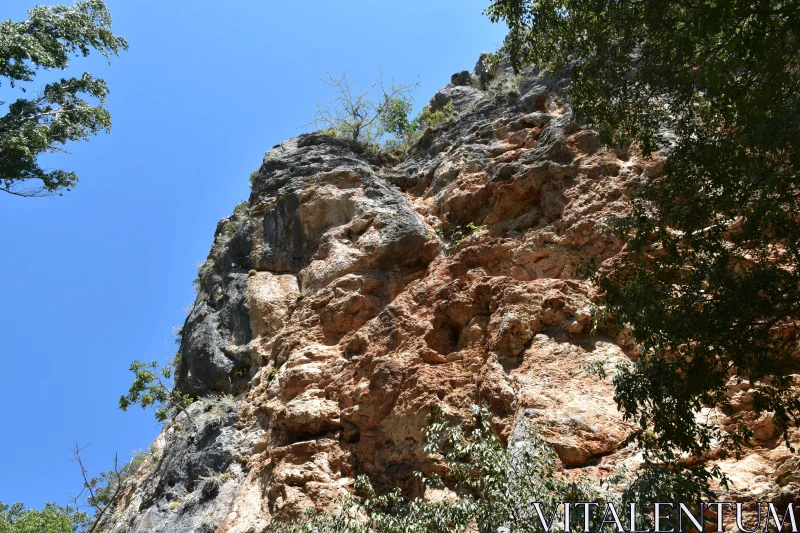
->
532, 93, 548, 112
426, 319, 463, 354
284, 422, 342, 445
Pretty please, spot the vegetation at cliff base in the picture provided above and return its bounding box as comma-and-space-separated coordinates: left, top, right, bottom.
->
0, 0, 127, 197
272, 406, 721, 533
269, 406, 592, 533
486, 0, 800, 469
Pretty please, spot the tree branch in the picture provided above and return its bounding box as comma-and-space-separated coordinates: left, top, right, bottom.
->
70, 444, 127, 533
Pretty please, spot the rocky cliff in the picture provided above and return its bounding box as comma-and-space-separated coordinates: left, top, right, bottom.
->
100, 56, 799, 533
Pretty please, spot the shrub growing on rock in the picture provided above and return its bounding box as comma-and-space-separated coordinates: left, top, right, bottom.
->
309, 71, 420, 147
119, 360, 194, 424
411, 100, 456, 131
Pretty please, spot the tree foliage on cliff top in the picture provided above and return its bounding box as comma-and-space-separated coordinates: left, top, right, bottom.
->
485, 0, 800, 460
310, 71, 420, 147
0, 0, 127, 197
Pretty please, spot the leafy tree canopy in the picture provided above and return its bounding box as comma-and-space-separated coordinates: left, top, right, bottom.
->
484, 0, 800, 462
0, 502, 90, 533
0, 0, 127, 197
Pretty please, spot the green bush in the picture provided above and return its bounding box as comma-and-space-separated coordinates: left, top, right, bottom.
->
437, 221, 482, 255
398, 101, 458, 150
414, 101, 456, 130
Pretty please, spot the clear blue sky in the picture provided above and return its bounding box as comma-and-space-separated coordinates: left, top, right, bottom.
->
0, 0, 506, 510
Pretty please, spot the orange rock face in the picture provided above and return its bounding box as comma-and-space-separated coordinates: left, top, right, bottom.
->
101, 60, 798, 533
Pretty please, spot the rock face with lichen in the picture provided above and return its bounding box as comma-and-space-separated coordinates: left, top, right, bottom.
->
99, 55, 799, 533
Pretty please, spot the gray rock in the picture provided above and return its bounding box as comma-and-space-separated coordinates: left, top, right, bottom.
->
429, 85, 488, 115
249, 133, 428, 276
451, 70, 472, 86
97, 396, 246, 533
176, 132, 432, 397
177, 273, 252, 396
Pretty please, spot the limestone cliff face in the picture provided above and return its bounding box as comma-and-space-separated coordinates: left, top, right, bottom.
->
101, 57, 800, 533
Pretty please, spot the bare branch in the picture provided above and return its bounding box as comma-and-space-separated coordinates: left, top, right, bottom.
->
70, 444, 127, 533
0, 185, 50, 197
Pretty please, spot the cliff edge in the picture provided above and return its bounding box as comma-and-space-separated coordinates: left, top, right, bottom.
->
99, 55, 800, 533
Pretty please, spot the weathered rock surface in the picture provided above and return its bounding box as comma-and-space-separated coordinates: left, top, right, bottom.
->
100, 54, 799, 533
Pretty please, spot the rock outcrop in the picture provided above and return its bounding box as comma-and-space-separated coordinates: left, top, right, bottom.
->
100, 55, 799, 533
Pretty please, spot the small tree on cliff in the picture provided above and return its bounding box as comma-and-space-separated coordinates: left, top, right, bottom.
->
0, 0, 127, 197
119, 360, 195, 426
484, 0, 800, 468
310, 71, 419, 146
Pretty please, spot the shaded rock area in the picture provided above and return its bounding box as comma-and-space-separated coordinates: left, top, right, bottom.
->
100, 54, 799, 533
